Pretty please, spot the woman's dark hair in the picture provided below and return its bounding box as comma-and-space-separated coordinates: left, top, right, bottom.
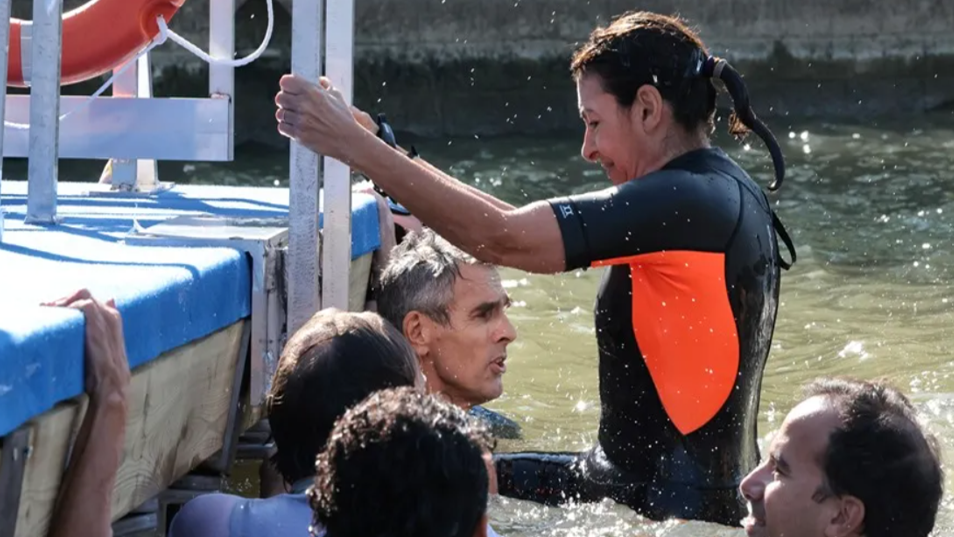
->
265, 309, 420, 484
570, 11, 786, 191
309, 387, 492, 537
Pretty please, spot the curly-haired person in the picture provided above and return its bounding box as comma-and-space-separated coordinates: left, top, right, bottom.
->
309, 386, 493, 537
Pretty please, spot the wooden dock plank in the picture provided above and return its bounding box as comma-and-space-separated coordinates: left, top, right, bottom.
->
6, 319, 247, 536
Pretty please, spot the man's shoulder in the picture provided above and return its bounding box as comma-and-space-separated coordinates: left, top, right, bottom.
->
169, 493, 244, 537
170, 492, 314, 537
230, 493, 315, 537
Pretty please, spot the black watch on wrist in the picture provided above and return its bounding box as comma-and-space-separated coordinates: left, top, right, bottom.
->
372, 114, 414, 216
376, 113, 420, 159
376, 113, 398, 148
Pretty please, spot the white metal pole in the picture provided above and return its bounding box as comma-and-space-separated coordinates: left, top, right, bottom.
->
287, 0, 323, 334
321, 0, 354, 311
0, 0, 11, 242
25, 0, 62, 224
209, 0, 235, 161
110, 53, 159, 191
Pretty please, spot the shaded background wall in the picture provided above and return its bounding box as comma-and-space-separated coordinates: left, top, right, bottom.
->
14, 0, 954, 146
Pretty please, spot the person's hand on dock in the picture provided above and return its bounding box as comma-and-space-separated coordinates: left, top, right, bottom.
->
41, 288, 131, 537
42, 288, 131, 408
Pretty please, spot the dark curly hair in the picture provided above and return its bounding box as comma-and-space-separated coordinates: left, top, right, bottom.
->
309, 387, 492, 537
805, 377, 944, 537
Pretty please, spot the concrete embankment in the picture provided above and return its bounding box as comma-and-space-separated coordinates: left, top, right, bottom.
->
15, 0, 954, 146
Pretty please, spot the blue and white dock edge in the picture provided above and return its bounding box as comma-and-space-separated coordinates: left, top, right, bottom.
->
0, 0, 363, 535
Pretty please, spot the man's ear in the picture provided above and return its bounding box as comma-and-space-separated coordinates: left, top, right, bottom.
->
402, 311, 430, 352
825, 495, 864, 537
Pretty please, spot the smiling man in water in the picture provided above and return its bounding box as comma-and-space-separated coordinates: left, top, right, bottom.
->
739, 377, 943, 537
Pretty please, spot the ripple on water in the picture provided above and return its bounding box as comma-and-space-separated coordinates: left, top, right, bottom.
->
489, 496, 745, 537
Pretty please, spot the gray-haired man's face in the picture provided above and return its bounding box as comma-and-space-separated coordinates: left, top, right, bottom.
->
417, 263, 516, 409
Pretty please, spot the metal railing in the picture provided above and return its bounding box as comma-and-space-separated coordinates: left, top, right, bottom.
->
0, 0, 356, 318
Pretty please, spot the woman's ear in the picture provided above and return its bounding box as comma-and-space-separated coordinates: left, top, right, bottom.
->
632, 85, 665, 133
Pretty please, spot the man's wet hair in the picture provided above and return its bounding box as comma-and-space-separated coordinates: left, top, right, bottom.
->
309, 386, 492, 537
377, 228, 492, 331
266, 309, 420, 484
570, 10, 786, 191
805, 377, 944, 537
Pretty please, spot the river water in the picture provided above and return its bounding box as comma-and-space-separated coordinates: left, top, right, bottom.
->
418, 117, 954, 536
15, 114, 953, 536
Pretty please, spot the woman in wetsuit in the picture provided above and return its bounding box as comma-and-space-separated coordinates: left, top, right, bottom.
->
273, 10, 795, 526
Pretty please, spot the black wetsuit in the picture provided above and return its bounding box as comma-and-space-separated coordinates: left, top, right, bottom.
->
494, 147, 794, 526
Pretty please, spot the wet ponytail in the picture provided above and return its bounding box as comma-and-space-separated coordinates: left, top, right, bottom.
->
702, 56, 785, 192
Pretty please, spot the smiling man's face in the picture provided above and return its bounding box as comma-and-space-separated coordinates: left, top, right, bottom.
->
739, 396, 850, 537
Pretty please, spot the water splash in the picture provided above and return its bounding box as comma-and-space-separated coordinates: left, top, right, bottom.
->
836, 340, 871, 361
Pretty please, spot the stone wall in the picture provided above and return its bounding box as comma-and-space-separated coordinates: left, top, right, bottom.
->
15, 0, 954, 146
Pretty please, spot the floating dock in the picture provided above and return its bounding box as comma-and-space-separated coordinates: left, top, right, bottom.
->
0, 0, 361, 534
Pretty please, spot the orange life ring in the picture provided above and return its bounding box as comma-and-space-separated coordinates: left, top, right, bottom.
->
7, 0, 186, 88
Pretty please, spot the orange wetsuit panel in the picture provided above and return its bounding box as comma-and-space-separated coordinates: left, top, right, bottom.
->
592, 251, 739, 434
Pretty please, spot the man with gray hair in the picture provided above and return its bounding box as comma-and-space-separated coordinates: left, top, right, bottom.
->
377, 228, 517, 410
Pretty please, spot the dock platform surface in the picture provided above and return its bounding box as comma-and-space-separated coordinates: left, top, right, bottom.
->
0, 181, 380, 436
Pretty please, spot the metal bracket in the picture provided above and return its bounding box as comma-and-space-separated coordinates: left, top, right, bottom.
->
112, 512, 158, 537
0, 428, 31, 537
4, 95, 233, 161
24, 0, 63, 225
0, 0, 11, 244
125, 215, 290, 411
200, 319, 252, 475
235, 419, 276, 461
90, 180, 177, 198
108, 51, 164, 195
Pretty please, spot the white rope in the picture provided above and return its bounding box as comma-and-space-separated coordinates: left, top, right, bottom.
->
4, 0, 275, 130
158, 0, 275, 69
